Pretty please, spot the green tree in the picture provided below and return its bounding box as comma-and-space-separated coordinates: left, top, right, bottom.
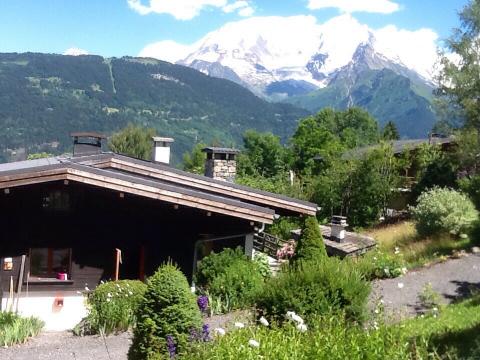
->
382, 121, 400, 140
182, 143, 206, 174
291, 108, 379, 174
237, 130, 289, 178
437, 0, 480, 129
109, 124, 156, 160
129, 263, 202, 360
292, 216, 327, 263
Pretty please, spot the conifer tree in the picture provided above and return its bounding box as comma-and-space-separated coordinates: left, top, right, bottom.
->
292, 216, 327, 263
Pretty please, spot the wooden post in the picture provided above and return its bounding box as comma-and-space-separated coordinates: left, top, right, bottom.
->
114, 248, 122, 281
139, 245, 145, 282
15, 255, 26, 312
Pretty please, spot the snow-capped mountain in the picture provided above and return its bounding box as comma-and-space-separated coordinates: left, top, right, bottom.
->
164, 14, 435, 99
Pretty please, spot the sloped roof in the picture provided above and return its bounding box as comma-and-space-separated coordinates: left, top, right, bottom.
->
0, 153, 318, 224
343, 136, 455, 160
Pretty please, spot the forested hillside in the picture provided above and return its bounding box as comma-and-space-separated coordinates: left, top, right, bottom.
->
0, 53, 308, 163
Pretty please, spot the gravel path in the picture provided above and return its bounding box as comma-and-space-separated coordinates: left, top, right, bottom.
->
0, 311, 248, 359
371, 252, 480, 318
0, 331, 132, 360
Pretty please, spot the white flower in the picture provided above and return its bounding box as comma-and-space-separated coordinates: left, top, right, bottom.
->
374, 309, 380, 314
291, 313, 304, 324
259, 316, 269, 327
128, 291, 133, 295
106, 298, 111, 302
214, 328, 226, 336
379, 299, 385, 304
296, 323, 308, 332
286, 311, 295, 320
397, 282, 404, 289
373, 256, 377, 261
433, 307, 438, 312
84, 286, 90, 291
107, 293, 112, 298
394, 247, 400, 255
401, 267, 408, 275
373, 321, 379, 330
234, 322, 245, 328
248, 339, 260, 348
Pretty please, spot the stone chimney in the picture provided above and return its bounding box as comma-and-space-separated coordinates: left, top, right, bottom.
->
202, 147, 239, 182
330, 215, 348, 243
152, 137, 174, 164
71, 132, 106, 157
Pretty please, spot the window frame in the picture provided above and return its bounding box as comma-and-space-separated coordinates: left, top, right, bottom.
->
28, 248, 72, 281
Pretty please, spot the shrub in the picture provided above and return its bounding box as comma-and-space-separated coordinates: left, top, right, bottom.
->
256, 257, 370, 323
291, 216, 327, 264
253, 252, 272, 278
354, 249, 407, 280
410, 187, 478, 237
0, 312, 43, 347
75, 280, 147, 335
129, 263, 202, 360
195, 248, 265, 313
194, 247, 246, 288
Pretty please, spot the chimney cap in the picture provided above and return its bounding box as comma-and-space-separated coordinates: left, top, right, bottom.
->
70, 132, 106, 139
152, 137, 174, 143
201, 147, 240, 155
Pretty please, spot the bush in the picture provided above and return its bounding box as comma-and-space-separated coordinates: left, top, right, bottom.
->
194, 247, 246, 288
354, 249, 407, 280
195, 248, 265, 313
410, 187, 478, 237
291, 216, 327, 264
0, 312, 43, 347
256, 257, 370, 323
75, 280, 147, 335
129, 263, 202, 360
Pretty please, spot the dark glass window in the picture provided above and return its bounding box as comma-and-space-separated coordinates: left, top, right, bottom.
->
29, 248, 71, 279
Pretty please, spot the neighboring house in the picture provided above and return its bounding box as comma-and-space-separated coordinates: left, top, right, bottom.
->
343, 134, 456, 210
0, 133, 317, 330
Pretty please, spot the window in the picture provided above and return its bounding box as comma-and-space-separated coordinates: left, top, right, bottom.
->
29, 248, 71, 279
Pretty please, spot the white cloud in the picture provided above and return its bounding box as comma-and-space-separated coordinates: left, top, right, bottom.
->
63, 47, 89, 56
374, 25, 439, 78
308, 0, 400, 14
222, 1, 254, 17
127, 0, 254, 20
139, 40, 194, 63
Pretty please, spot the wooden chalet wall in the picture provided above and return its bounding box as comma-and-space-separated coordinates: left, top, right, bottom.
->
0, 181, 253, 294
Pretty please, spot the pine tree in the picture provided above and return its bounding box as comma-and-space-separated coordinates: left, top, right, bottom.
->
292, 216, 327, 263
382, 121, 400, 140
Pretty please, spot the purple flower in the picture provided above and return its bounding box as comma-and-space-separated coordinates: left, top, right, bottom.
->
197, 295, 208, 313
166, 335, 176, 359
202, 324, 210, 342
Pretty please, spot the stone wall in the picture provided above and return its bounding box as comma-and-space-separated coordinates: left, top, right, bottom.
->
205, 159, 237, 182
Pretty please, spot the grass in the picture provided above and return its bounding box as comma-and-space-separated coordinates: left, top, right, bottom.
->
402, 294, 480, 358
0, 311, 44, 347
365, 221, 478, 269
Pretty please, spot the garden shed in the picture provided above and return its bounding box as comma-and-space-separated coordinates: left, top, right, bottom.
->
0, 133, 317, 330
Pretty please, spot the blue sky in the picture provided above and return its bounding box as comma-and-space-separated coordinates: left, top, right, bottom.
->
0, 0, 469, 57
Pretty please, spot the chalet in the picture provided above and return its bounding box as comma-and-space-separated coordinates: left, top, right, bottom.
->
0, 133, 317, 330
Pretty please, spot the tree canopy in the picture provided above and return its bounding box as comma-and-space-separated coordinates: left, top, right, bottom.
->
109, 124, 156, 160
437, 0, 480, 129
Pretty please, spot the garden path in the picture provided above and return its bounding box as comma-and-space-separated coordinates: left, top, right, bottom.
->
0, 331, 131, 360
371, 252, 480, 318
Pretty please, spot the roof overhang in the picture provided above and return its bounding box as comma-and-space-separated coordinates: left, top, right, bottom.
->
0, 164, 275, 224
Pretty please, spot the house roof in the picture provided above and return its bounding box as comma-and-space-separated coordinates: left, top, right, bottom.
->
343, 136, 455, 160
0, 153, 318, 224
